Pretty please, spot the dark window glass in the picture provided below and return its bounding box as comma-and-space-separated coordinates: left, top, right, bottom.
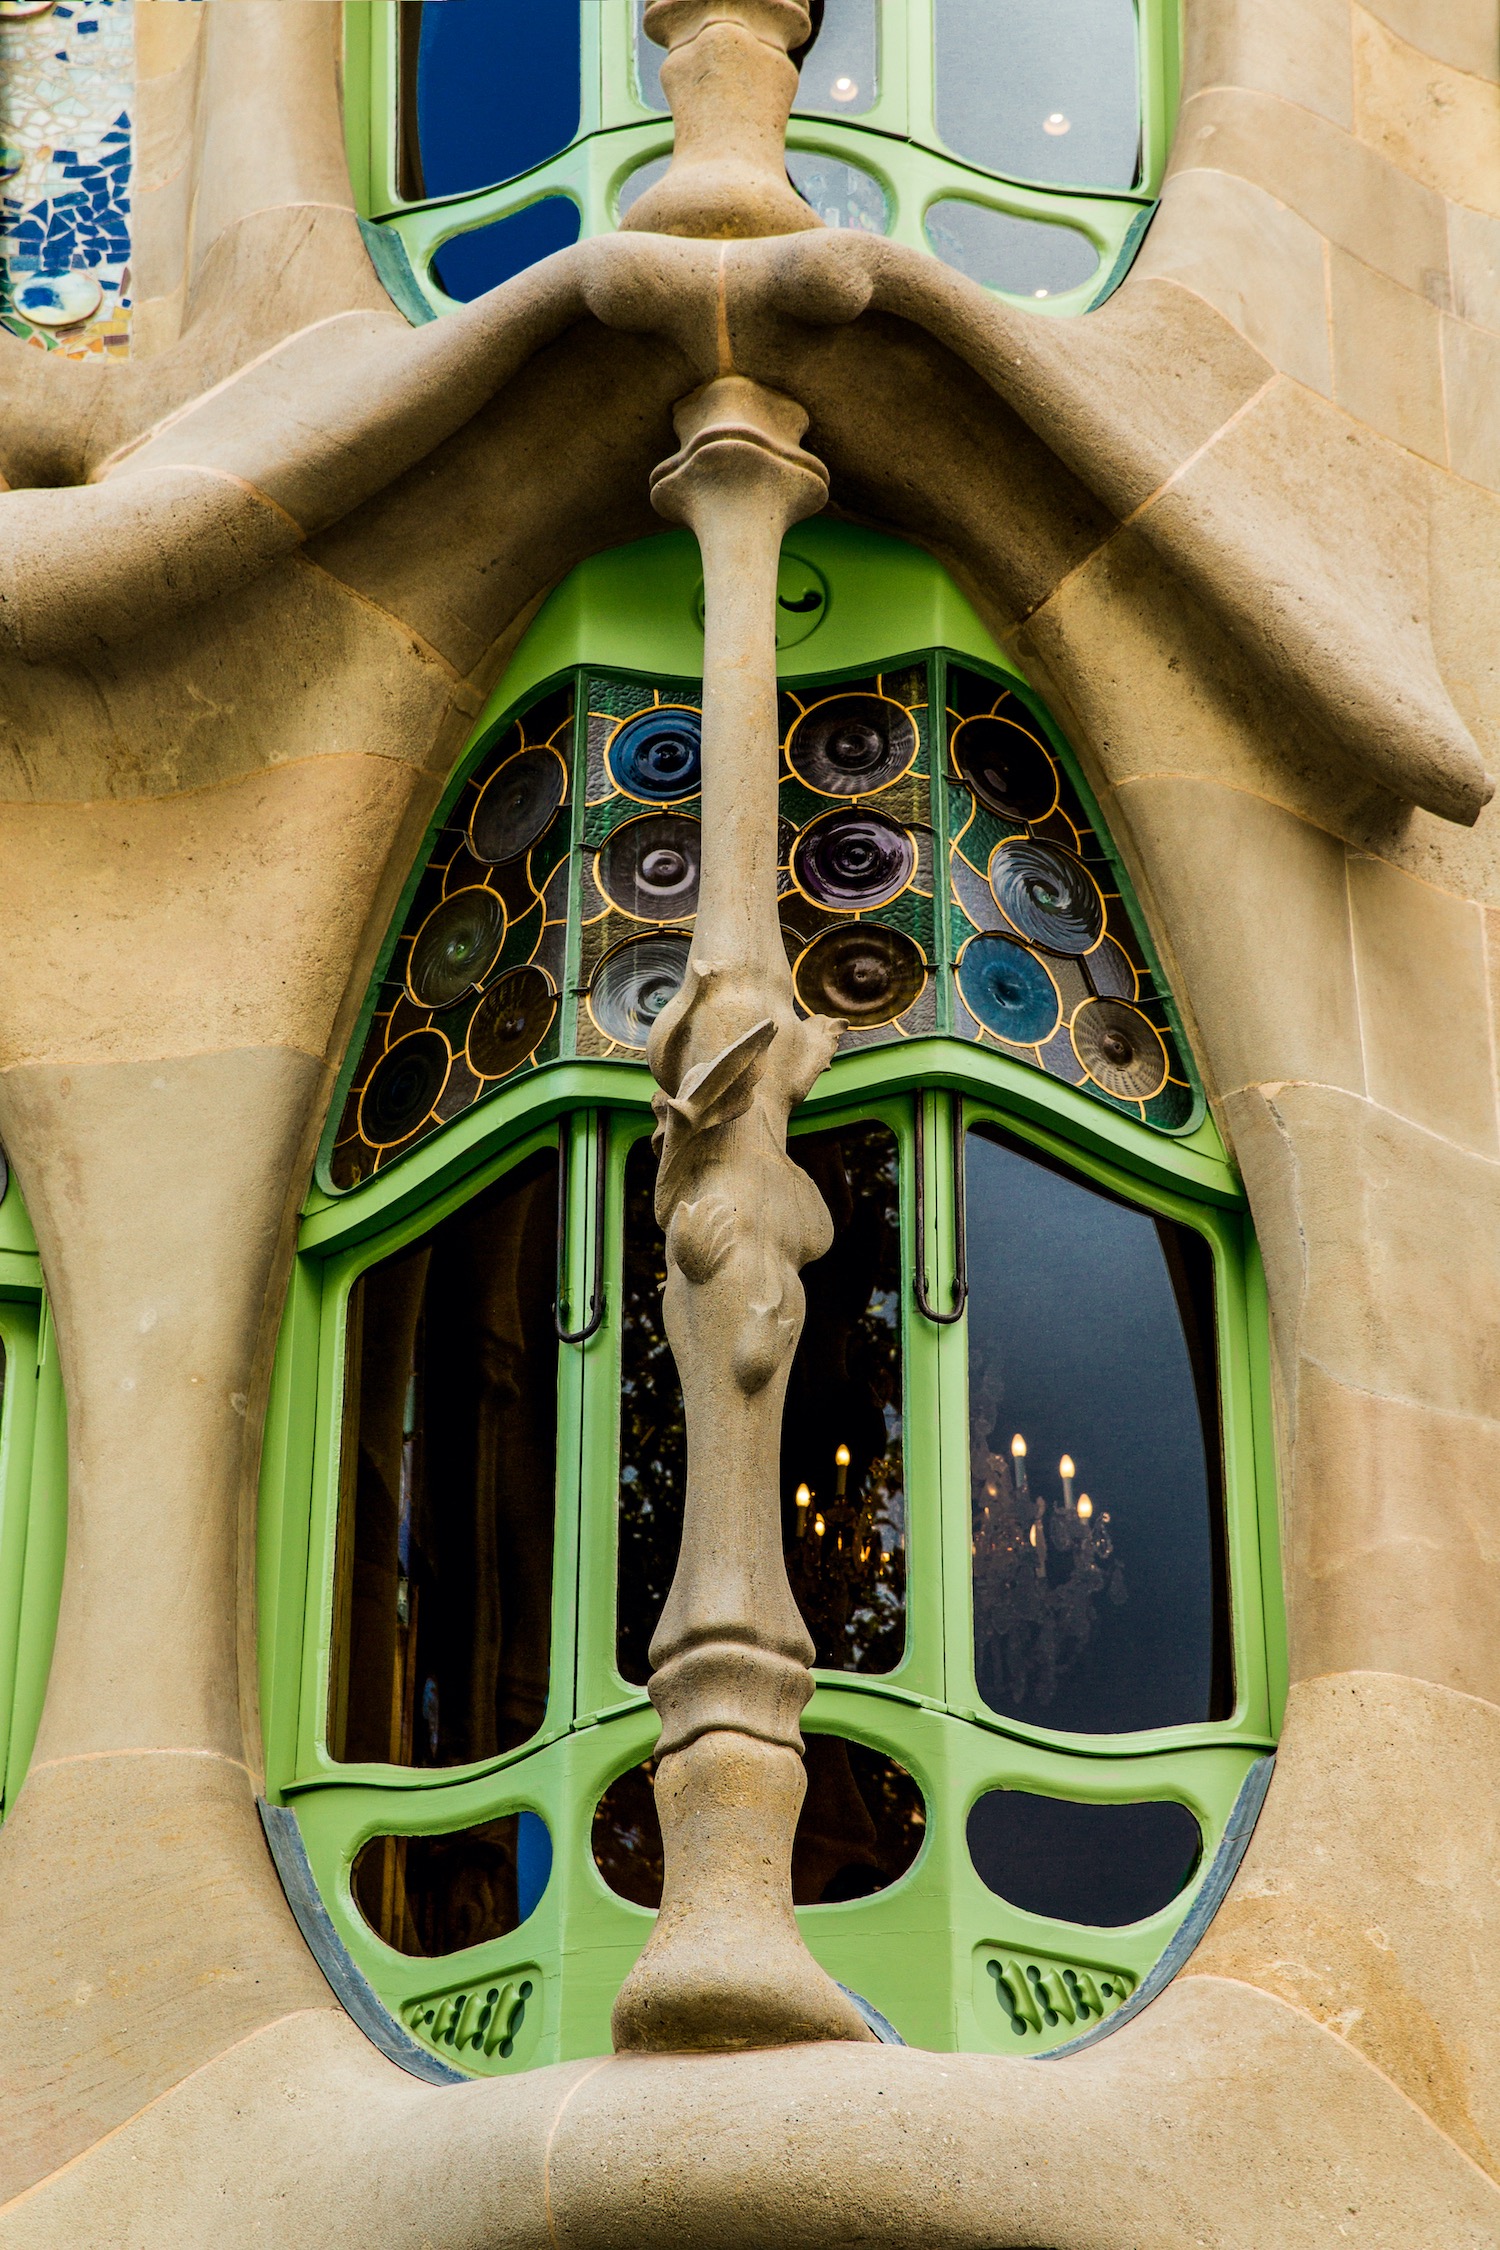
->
398, 0, 582, 202
967, 1125, 1230, 1734
968, 1790, 1201, 1926
352, 1810, 553, 1955
430, 200, 581, 305
594, 1739, 924, 1908
616, 1122, 906, 1685
934, 0, 1141, 191
636, 0, 877, 116
924, 201, 1101, 299
330, 1150, 559, 1767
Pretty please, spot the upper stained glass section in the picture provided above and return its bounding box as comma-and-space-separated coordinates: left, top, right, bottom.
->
944, 664, 1193, 1130
326, 656, 1197, 1189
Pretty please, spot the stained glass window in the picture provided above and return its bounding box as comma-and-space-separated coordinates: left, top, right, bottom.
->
326, 658, 1197, 1193
945, 664, 1193, 1129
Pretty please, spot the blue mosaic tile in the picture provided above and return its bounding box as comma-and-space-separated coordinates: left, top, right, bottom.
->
0, 0, 132, 354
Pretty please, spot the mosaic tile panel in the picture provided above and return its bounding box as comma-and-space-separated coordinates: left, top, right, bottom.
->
0, 0, 133, 358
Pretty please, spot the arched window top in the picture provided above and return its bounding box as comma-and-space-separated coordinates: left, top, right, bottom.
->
346, 0, 1180, 318
322, 525, 1203, 1197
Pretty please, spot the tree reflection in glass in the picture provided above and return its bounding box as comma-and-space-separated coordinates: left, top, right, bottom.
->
967, 1124, 1230, 1734
329, 1150, 559, 1767
616, 1121, 906, 1685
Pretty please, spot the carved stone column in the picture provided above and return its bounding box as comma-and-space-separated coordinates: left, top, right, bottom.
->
619, 0, 823, 240
610, 377, 874, 2053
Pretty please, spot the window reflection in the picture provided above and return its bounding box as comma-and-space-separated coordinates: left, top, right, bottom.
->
351, 1810, 553, 1956
792, 0, 879, 119
398, 0, 582, 203
593, 1738, 925, 1908
329, 1150, 559, 1767
934, 0, 1141, 191
967, 1125, 1230, 1734
616, 1121, 906, 1685
787, 151, 887, 235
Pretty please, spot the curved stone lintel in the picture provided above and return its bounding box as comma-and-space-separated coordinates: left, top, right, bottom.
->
0, 230, 1485, 824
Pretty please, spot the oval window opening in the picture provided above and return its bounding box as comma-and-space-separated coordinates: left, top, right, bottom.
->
430, 199, 580, 305
352, 1809, 553, 1956
968, 1790, 1201, 1927
593, 1740, 925, 1909
925, 201, 1101, 299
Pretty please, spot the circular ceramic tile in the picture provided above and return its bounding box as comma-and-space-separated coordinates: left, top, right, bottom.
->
14, 271, 103, 329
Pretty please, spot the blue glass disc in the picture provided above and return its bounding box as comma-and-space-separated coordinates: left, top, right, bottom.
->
957, 935, 1060, 1045
608, 707, 703, 802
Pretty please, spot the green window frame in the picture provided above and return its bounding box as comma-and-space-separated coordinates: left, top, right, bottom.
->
258, 525, 1283, 2077
344, 0, 1182, 321
0, 1182, 69, 1821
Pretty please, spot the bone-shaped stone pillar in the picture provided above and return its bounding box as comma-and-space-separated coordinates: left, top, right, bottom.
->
609, 378, 875, 2053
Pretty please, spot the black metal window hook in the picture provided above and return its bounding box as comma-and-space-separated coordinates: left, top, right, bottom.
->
913, 1092, 968, 1326
554, 1113, 606, 1344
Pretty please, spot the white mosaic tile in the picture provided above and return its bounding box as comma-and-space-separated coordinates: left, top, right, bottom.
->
1, 0, 133, 358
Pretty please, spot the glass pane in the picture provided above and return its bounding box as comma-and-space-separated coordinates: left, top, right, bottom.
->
351, 1810, 553, 1955
968, 1790, 1201, 1926
616, 1121, 907, 1684
330, 1149, 559, 1767
967, 1125, 1230, 1734
593, 1739, 924, 1907
925, 201, 1100, 299
617, 154, 669, 220
399, 0, 582, 202
933, 0, 1141, 190
636, 0, 877, 117
430, 200, 581, 305
792, 0, 879, 117
615, 1135, 686, 1689
632, 0, 669, 112
786, 151, 888, 235
783, 1122, 906, 1670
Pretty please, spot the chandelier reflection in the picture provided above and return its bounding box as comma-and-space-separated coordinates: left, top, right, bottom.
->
971, 1408, 1126, 1717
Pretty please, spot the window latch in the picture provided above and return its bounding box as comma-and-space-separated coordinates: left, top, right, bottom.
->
555, 1114, 607, 1344
913, 1093, 968, 1325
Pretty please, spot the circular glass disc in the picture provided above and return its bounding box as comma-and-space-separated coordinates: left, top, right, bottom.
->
794, 925, 925, 1028
957, 934, 1060, 1045
590, 932, 691, 1048
792, 808, 916, 911
359, 1031, 451, 1147
788, 693, 917, 796
469, 745, 565, 865
596, 814, 701, 921
1070, 997, 1169, 1100
466, 966, 557, 1080
953, 714, 1057, 822
607, 708, 702, 803
407, 887, 506, 1010
989, 838, 1104, 956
